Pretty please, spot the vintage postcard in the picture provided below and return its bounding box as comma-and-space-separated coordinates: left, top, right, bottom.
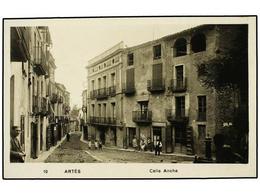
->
2, 16, 257, 179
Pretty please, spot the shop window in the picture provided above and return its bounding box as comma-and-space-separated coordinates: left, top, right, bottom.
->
191, 33, 206, 53
174, 38, 187, 57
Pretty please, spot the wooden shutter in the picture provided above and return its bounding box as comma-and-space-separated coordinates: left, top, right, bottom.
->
152, 64, 162, 87
126, 68, 135, 89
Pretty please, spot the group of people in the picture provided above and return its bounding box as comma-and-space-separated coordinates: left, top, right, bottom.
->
88, 140, 103, 150
132, 136, 163, 156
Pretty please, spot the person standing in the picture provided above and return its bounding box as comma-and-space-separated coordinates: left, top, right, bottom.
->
155, 139, 162, 156
10, 126, 26, 162
132, 136, 138, 151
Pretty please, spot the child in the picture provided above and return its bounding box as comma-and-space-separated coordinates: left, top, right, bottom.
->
94, 140, 98, 150
99, 140, 103, 150
88, 140, 92, 150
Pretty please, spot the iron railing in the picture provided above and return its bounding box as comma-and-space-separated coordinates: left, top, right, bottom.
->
132, 111, 152, 123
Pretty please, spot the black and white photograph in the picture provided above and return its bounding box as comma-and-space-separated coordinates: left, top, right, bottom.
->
2, 16, 257, 179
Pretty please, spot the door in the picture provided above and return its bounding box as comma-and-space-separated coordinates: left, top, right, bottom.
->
166, 126, 173, 153
153, 127, 162, 147
174, 124, 186, 153
128, 128, 136, 147
31, 122, 37, 159
139, 101, 148, 120
175, 65, 184, 88
99, 128, 105, 145
152, 64, 162, 88
111, 127, 117, 146
198, 125, 206, 155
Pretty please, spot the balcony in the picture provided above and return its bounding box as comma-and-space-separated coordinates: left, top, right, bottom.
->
166, 109, 189, 124
40, 97, 48, 116
50, 93, 58, 104
33, 47, 49, 76
11, 27, 30, 62
58, 96, 64, 104
122, 83, 135, 96
132, 111, 152, 124
90, 90, 96, 100
170, 78, 187, 92
88, 116, 117, 126
197, 110, 206, 122
96, 88, 109, 99
147, 79, 165, 93
109, 86, 116, 97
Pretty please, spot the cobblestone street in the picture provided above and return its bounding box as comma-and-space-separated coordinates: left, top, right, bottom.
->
45, 132, 194, 163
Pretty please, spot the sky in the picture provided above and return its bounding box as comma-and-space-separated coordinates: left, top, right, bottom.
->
47, 18, 204, 108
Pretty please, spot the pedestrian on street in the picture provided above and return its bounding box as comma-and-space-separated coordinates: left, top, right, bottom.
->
99, 140, 103, 150
66, 132, 70, 142
10, 126, 26, 163
132, 136, 138, 151
94, 140, 98, 150
88, 140, 92, 150
155, 139, 162, 156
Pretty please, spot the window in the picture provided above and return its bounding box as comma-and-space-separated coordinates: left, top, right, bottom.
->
91, 80, 95, 91
103, 104, 107, 118
111, 103, 116, 118
111, 73, 115, 86
103, 76, 107, 88
174, 38, 187, 57
98, 104, 101, 117
153, 44, 161, 59
191, 33, 206, 53
91, 104, 95, 116
198, 96, 206, 121
128, 53, 134, 66
175, 96, 185, 117
98, 78, 101, 89
152, 64, 163, 88
126, 68, 135, 90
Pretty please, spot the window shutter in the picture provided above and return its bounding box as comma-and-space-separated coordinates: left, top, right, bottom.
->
126, 68, 135, 89
152, 64, 162, 87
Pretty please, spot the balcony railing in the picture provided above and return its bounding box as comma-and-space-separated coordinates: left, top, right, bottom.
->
96, 88, 109, 99
122, 83, 135, 95
58, 96, 64, 104
147, 79, 165, 92
166, 109, 189, 123
90, 90, 96, 100
33, 47, 49, 76
109, 86, 116, 97
132, 111, 152, 124
50, 93, 58, 104
197, 110, 206, 121
171, 78, 187, 92
88, 116, 117, 126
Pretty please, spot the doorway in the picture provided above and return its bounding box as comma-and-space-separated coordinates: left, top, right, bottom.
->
128, 127, 136, 147
31, 122, 37, 159
153, 127, 162, 146
111, 127, 117, 146
174, 124, 187, 153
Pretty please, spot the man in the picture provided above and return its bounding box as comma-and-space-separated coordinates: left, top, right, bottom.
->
10, 126, 26, 163
155, 139, 162, 156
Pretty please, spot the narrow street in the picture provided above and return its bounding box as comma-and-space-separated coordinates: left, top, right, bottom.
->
45, 132, 193, 163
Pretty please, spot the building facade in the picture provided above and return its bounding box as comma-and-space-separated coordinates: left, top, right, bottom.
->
86, 42, 124, 147
10, 26, 70, 162
85, 24, 248, 156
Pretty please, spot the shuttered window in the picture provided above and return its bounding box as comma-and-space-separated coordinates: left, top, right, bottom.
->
126, 68, 135, 90
152, 64, 162, 87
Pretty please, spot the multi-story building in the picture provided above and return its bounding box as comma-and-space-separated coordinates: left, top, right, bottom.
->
86, 42, 124, 146
10, 26, 70, 161
85, 24, 248, 156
